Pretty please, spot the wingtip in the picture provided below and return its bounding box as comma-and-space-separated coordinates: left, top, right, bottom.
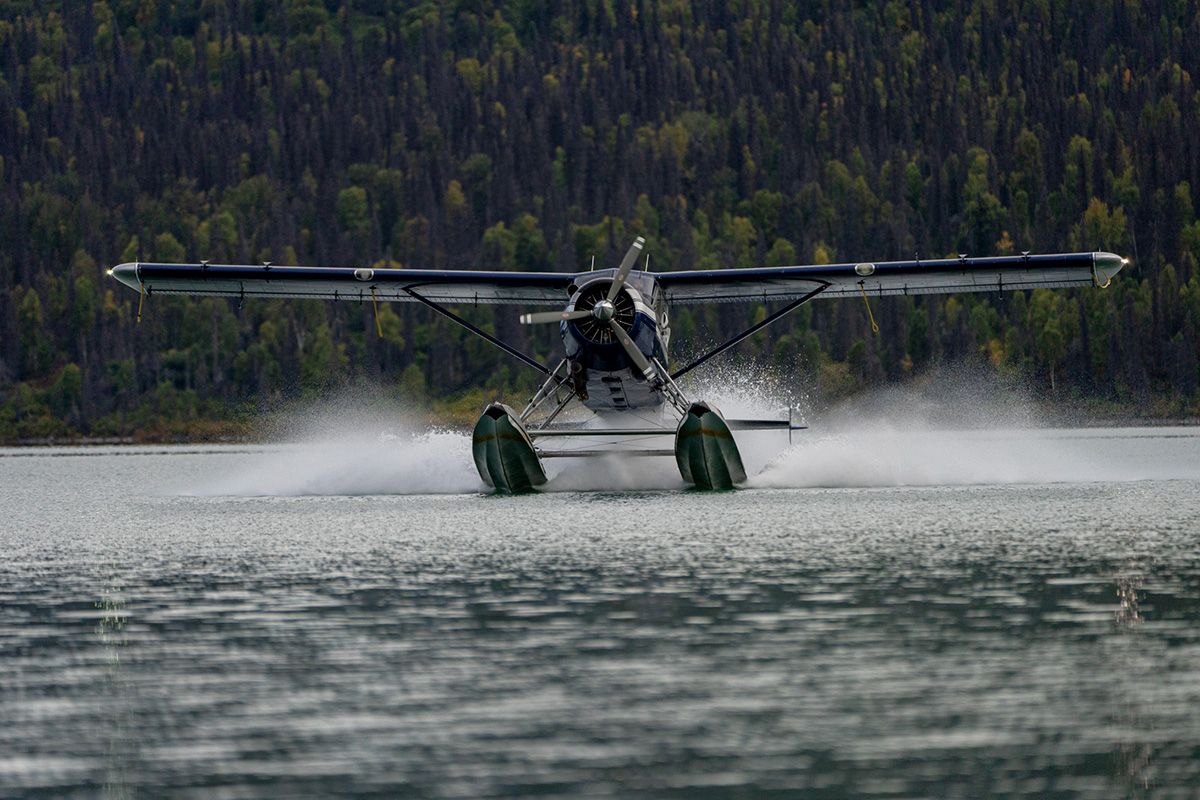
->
1093, 252, 1126, 288
108, 262, 141, 292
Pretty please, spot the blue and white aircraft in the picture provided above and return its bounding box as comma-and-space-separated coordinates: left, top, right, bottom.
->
109, 240, 1125, 491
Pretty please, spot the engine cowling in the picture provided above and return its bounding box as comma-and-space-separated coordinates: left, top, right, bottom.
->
566, 281, 636, 344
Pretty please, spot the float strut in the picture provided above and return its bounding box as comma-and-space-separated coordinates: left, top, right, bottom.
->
403, 288, 549, 375
671, 284, 829, 380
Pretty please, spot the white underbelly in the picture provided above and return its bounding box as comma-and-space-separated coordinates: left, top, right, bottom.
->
581, 369, 664, 411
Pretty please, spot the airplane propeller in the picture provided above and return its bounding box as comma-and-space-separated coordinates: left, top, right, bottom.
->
519, 236, 653, 379
607, 235, 644, 303
606, 310, 654, 378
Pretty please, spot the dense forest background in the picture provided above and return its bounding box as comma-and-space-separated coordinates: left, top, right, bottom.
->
1, 0, 1199, 441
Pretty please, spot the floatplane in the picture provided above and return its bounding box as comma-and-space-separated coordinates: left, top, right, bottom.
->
109, 241, 1125, 491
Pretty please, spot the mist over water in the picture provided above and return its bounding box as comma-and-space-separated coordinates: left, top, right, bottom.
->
751, 427, 1200, 488
178, 370, 1199, 497
183, 430, 482, 496
754, 371, 1200, 488
178, 394, 484, 496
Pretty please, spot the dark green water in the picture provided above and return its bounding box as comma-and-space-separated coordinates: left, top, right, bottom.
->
2, 428, 1199, 797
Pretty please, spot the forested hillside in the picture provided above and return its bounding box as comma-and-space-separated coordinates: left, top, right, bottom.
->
2, 0, 1198, 441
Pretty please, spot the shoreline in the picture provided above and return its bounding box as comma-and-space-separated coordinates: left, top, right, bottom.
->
3, 417, 1197, 448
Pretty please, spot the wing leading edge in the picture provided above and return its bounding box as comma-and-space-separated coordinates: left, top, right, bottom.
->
655, 252, 1126, 304
108, 262, 576, 306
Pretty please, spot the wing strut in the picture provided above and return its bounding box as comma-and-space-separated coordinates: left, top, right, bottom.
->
670, 283, 829, 380
403, 288, 550, 375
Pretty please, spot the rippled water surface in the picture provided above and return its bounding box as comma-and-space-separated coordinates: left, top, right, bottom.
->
3, 427, 1200, 798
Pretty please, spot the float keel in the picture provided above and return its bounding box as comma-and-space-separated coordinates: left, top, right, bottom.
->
674, 401, 747, 490
472, 403, 547, 493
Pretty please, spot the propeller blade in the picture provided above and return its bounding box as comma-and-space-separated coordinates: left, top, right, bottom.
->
608, 320, 656, 380
520, 309, 590, 325
606, 236, 645, 303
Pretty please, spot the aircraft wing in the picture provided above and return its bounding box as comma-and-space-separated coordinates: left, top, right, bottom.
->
107, 262, 575, 306
110, 251, 1126, 307
655, 252, 1127, 304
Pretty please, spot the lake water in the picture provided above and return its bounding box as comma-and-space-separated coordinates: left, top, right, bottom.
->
2, 425, 1199, 797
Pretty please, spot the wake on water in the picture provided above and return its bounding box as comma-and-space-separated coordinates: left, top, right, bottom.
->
179, 372, 1199, 497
